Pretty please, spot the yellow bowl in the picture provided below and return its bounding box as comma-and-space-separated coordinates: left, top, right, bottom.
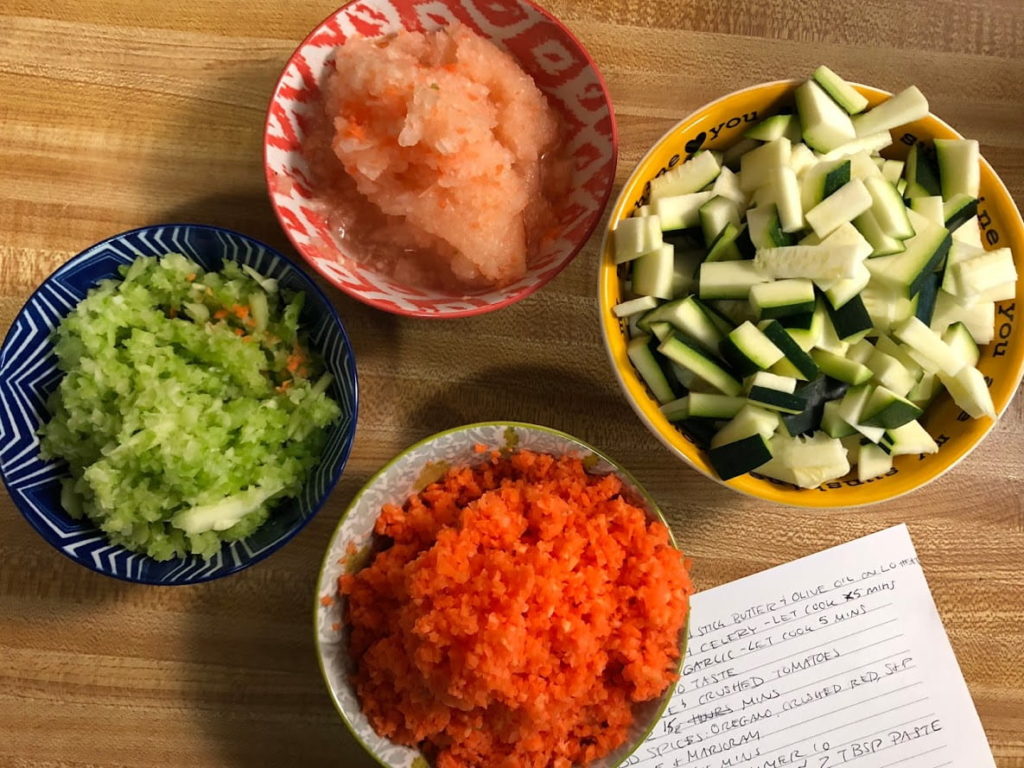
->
599, 79, 1024, 508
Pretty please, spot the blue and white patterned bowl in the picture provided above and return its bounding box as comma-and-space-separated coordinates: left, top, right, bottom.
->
315, 421, 685, 768
0, 224, 359, 585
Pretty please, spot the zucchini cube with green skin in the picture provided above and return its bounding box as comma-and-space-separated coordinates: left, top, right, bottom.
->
881, 420, 939, 455
860, 386, 923, 429
942, 193, 979, 232
812, 65, 869, 115
805, 178, 873, 239
865, 209, 952, 299
750, 279, 816, 320
614, 215, 662, 263
747, 205, 792, 250
719, 321, 785, 377
934, 138, 980, 199
796, 80, 856, 153
747, 385, 806, 414
627, 335, 679, 404
699, 260, 771, 300
739, 137, 792, 192
851, 85, 928, 137
659, 334, 743, 396
800, 158, 851, 212
709, 432, 773, 481
904, 144, 942, 198
824, 293, 873, 342
649, 151, 721, 203
858, 442, 893, 482
759, 319, 819, 380
711, 404, 781, 448
822, 399, 857, 438
653, 191, 714, 231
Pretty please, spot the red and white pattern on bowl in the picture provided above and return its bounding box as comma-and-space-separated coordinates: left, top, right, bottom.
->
264, 0, 617, 318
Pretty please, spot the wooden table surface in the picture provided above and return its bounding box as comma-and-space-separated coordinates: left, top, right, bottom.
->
2, 1, 1023, 766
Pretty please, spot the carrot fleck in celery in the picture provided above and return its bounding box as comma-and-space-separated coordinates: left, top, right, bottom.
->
320, 595, 334, 607
213, 309, 228, 320
185, 273, 196, 282
473, 443, 488, 454
232, 304, 250, 319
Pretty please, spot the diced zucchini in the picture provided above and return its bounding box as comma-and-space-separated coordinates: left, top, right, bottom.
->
942, 322, 980, 368
822, 399, 857, 438
613, 295, 659, 318
866, 349, 918, 397
628, 335, 679, 404
795, 80, 857, 153
814, 299, 851, 352
758, 431, 851, 489
817, 132, 893, 162
848, 150, 885, 181
744, 113, 797, 142
851, 85, 929, 137
860, 385, 923, 429
915, 272, 941, 326
719, 321, 785, 377
747, 205, 792, 250
864, 176, 915, 240
632, 242, 675, 299
837, 384, 885, 443
711, 166, 748, 207
903, 143, 942, 197
711, 405, 781, 447
853, 210, 905, 257
709, 433, 774, 480
874, 334, 925, 379
952, 219, 983, 247
908, 372, 940, 408
909, 195, 944, 226
881, 160, 905, 185
755, 244, 862, 280
760, 319, 820, 380
748, 385, 806, 414
789, 143, 818, 176
892, 316, 967, 375
659, 334, 743, 396
823, 261, 871, 310
938, 365, 995, 419
930, 290, 994, 344
805, 178, 873, 238
801, 158, 852, 212
865, 209, 951, 298
881, 420, 939, 455
750, 279, 816, 319
934, 138, 980, 200
614, 215, 662, 263
707, 299, 754, 328
951, 247, 1017, 303
699, 260, 771, 300
649, 296, 725, 354
722, 137, 761, 171
653, 191, 714, 231
858, 442, 893, 482
659, 396, 690, 421
705, 222, 746, 262
649, 151, 722, 203
780, 308, 823, 351
824, 293, 873, 341
739, 137, 792, 192
650, 322, 674, 342
699, 196, 742, 246
943, 193, 979, 232
771, 166, 804, 233
810, 349, 872, 385
812, 65, 869, 114
747, 370, 798, 393
671, 246, 704, 297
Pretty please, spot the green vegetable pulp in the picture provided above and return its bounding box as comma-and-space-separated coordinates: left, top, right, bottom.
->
39, 253, 342, 561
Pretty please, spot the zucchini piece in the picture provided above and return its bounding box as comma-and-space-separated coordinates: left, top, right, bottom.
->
707, 299, 755, 328
781, 375, 833, 437
722, 137, 761, 171
853, 210, 905, 257
942, 321, 980, 368
795, 80, 857, 153
759, 319, 820, 380
930, 290, 994, 344
653, 191, 714, 231
865, 349, 918, 398
627, 335, 679, 404
805, 178, 873, 238
851, 85, 929, 137
649, 151, 722, 203
678, 417, 720, 449
824, 293, 873, 342
858, 442, 894, 482
699, 196, 742, 246
951, 247, 1017, 303
846, 338, 875, 365
748, 385, 806, 414
719, 321, 785, 377
860, 385, 923, 429
772, 166, 804, 233
750, 279, 816, 320
744, 113, 797, 142
757, 431, 851, 489
711, 405, 781, 448
952, 218, 983, 247
881, 420, 939, 455
705, 222, 746, 262
789, 143, 818, 176
747, 370, 798, 393
649, 322, 674, 342
914, 271, 941, 325
818, 132, 893, 162
689, 393, 747, 420
943, 193, 979, 232
779, 308, 823, 351
908, 372, 940, 409
755, 244, 862, 280
801, 158, 852, 212
934, 138, 980, 200
811, 348, 873, 385
739, 137, 793, 192
864, 176, 915, 240
836, 384, 886, 443
671, 246, 704, 297
613, 295, 659, 318
747, 204, 792, 250
823, 261, 871, 311
614, 215, 663, 263
881, 159, 905, 185
650, 295, 726, 354
874, 333, 925, 379
865, 209, 951, 298
632, 242, 675, 299
892, 316, 967, 375
660, 396, 690, 422
711, 166, 748, 207
709, 433, 773, 480
699, 260, 771, 300
938, 365, 996, 419
812, 65, 869, 115
903, 144, 942, 197
659, 334, 743, 396
822, 399, 857, 438
909, 195, 945, 226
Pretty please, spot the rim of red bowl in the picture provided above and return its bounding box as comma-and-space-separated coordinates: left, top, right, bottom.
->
262, 0, 620, 319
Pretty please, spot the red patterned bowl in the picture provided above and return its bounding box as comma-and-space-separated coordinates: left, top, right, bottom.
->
264, 0, 617, 318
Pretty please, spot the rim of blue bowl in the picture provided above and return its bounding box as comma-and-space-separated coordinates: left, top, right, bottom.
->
0, 222, 360, 585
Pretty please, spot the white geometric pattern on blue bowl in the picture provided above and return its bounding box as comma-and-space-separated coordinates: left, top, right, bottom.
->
0, 224, 359, 585
315, 421, 684, 768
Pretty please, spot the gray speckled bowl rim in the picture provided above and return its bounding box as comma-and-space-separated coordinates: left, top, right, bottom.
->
313, 421, 689, 768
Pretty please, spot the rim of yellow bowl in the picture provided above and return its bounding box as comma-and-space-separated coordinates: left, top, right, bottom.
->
598, 79, 1024, 509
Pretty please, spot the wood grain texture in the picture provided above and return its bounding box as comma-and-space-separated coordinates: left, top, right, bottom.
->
1, 1, 1022, 766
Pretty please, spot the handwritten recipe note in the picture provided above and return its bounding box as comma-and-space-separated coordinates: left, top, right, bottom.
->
632, 525, 995, 768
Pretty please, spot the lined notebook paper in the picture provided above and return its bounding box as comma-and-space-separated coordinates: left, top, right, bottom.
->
633, 525, 995, 768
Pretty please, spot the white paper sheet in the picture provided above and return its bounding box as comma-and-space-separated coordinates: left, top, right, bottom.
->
630, 525, 995, 768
